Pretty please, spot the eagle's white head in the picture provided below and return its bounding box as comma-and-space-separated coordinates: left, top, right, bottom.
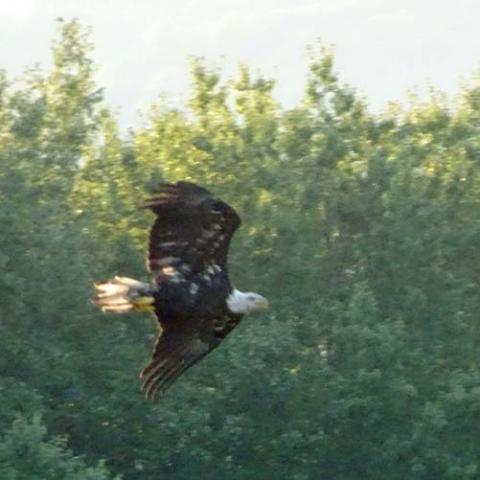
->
227, 289, 269, 315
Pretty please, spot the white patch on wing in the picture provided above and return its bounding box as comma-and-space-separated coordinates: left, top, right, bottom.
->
180, 264, 192, 274
161, 266, 184, 284
202, 229, 217, 239
189, 282, 199, 296
207, 264, 215, 275
162, 266, 177, 276
158, 241, 177, 248
156, 256, 180, 266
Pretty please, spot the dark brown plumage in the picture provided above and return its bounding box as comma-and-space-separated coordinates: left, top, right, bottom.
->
144, 182, 240, 274
140, 182, 242, 399
93, 181, 268, 400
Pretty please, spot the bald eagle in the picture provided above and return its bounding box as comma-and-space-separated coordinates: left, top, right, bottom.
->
93, 182, 269, 400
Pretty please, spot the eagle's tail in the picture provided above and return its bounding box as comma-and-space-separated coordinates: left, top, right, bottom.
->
92, 276, 155, 314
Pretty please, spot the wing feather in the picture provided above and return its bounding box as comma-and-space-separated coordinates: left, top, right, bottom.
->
140, 324, 218, 400
144, 182, 241, 276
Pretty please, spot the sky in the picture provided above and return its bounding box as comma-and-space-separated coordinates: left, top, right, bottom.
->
1, 0, 479, 130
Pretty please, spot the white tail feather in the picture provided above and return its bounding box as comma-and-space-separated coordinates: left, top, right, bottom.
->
93, 277, 153, 314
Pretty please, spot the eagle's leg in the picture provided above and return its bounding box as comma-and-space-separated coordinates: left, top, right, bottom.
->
93, 276, 156, 314
132, 295, 156, 312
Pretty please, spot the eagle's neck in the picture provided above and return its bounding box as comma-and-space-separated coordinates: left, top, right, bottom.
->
226, 289, 250, 314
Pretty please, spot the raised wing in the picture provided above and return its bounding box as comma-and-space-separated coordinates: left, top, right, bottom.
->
144, 182, 241, 277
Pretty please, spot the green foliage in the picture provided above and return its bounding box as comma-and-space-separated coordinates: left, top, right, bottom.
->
0, 415, 119, 479
2, 18, 480, 480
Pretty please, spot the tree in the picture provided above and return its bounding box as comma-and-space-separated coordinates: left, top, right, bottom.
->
0, 415, 119, 480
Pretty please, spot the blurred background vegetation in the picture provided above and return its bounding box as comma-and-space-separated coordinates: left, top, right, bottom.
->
2, 19, 480, 479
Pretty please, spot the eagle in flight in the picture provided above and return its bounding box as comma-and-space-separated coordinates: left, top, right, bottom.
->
93, 182, 269, 400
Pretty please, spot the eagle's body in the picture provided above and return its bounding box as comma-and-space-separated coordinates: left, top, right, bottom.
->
93, 182, 268, 399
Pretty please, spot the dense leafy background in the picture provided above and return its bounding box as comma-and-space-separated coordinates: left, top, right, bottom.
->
1, 19, 480, 479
